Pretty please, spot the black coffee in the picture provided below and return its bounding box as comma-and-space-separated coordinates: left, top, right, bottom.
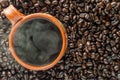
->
13, 18, 63, 66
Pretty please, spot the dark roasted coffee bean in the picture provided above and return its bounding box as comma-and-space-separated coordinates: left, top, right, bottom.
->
62, 8, 68, 13
111, 2, 117, 7
41, 7, 47, 12
7, 71, 11, 77
86, 61, 93, 67
45, 0, 51, 5
52, 0, 58, 5
82, 63, 86, 69
63, 15, 69, 21
111, 20, 119, 26
32, 0, 37, 3
22, 2, 28, 9
116, 31, 120, 36
97, 2, 105, 8
114, 65, 119, 71
82, 52, 87, 59
103, 58, 109, 64
106, 3, 112, 10
118, 74, 120, 79
34, 3, 39, 8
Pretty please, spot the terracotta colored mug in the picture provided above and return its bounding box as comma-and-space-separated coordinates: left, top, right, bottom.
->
3, 5, 67, 70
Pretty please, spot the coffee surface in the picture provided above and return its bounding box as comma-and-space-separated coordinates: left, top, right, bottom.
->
13, 18, 62, 66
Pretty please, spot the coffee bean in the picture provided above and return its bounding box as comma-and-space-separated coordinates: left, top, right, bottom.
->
1, 77, 7, 80
22, 2, 28, 9
11, 69, 15, 75
69, 43, 74, 48
77, 40, 83, 48
58, 72, 64, 78
97, 2, 105, 8
59, 0, 64, 3
34, 3, 39, 8
103, 58, 109, 64
2, 56, 7, 62
7, 71, 11, 77
64, 16, 69, 21
62, 8, 68, 13
45, 0, 51, 5
86, 61, 93, 67
114, 65, 119, 71
82, 63, 86, 69
112, 47, 118, 53
56, 6, 61, 12
52, 0, 58, 5
118, 74, 120, 79
2, 71, 6, 76
41, 7, 47, 12
85, 5, 89, 12
82, 52, 87, 59
106, 3, 112, 10
111, 20, 119, 26
80, 13, 86, 18
111, 2, 117, 7
32, 0, 37, 3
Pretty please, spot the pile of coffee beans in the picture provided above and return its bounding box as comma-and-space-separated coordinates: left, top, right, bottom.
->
0, 0, 120, 80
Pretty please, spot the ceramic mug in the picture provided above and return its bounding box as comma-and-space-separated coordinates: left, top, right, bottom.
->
3, 5, 67, 70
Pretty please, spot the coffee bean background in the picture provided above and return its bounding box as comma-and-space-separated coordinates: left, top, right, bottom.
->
0, 0, 120, 80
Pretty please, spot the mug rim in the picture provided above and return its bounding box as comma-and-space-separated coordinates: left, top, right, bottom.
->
9, 13, 67, 70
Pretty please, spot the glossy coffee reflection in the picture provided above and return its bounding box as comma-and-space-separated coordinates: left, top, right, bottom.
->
13, 18, 63, 66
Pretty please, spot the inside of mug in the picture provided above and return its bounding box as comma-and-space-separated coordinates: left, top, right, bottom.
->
13, 18, 63, 66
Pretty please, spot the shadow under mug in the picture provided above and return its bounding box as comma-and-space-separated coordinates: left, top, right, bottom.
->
3, 5, 67, 70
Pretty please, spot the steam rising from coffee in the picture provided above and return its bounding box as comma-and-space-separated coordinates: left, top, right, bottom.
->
13, 18, 62, 66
